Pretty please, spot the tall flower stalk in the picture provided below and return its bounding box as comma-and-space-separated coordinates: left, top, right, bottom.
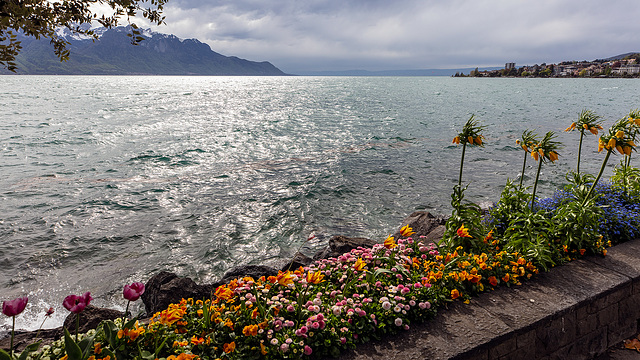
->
565, 109, 602, 173
529, 132, 562, 211
2, 296, 28, 356
452, 115, 485, 186
516, 130, 539, 188
587, 117, 638, 204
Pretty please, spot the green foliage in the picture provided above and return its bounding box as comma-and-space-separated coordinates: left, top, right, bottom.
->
441, 185, 488, 254
0, 0, 168, 71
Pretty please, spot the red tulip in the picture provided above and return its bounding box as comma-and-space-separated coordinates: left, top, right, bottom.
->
2, 297, 28, 317
123, 282, 145, 302
63, 292, 92, 314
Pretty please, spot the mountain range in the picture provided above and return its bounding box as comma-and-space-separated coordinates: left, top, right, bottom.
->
3, 26, 287, 76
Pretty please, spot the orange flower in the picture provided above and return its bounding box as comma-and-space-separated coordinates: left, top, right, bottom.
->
502, 273, 510, 283
167, 354, 198, 360
251, 307, 260, 319
191, 336, 205, 346
223, 342, 236, 353
94, 343, 102, 355
483, 230, 494, 243
531, 150, 539, 161
488, 276, 498, 287
242, 324, 259, 337
451, 289, 460, 299
456, 224, 472, 238
452, 136, 461, 144
579, 249, 586, 256
261, 342, 268, 355
214, 286, 234, 301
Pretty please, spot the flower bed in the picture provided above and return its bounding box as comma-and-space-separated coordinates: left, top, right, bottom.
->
3, 109, 640, 360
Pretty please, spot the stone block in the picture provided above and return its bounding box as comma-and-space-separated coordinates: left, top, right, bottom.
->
488, 335, 516, 359
607, 316, 637, 347
535, 313, 577, 357
576, 303, 618, 337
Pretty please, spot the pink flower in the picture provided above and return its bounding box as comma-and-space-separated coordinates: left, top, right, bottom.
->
45, 307, 55, 317
63, 292, 92, 314
123, 282, 145, 301
2, 297, 28, 317
304, 345, 313, 355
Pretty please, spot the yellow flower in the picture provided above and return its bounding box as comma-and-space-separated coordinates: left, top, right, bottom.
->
399, 225, 415, 237
607, 137, 616, 150
615, 130, 625, 139
306, 271, 324, 284
548, 151, 559, 163
384, 235, 397, 249
276, 271, 294, 286
467, 136, 474, 144
353, 258, 366, 271
261, 342, 268, 355
565, 122, 576, 132
452, 136, 460, 144
589, 127, 599, 135
456, 224, 472, 238
474, 136, 483, 145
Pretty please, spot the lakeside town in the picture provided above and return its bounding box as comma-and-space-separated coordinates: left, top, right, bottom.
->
455, 52, 640, 77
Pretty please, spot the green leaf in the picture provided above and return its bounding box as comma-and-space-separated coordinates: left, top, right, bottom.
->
64, 328, 83, 360
0, 348, 13, 360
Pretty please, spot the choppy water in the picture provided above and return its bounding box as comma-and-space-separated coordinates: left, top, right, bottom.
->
1, 75, 639, 330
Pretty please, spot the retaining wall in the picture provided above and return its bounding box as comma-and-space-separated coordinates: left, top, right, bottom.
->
339, 239, 640, 360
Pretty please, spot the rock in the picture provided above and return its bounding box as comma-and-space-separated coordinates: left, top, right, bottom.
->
280, 253, 313, 272
391, 211, 446, 240
63, 305, 124, 334
423, 224, 446, 244
218, 264, 280, 284
313, 235, 377, 260
0, 327, 63, 353
141, 271, 213, 316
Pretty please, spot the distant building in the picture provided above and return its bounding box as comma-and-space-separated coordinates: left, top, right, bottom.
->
505, 63, 516, 70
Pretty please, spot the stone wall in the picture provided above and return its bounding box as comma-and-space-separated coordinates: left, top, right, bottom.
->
339, 239, 640, 360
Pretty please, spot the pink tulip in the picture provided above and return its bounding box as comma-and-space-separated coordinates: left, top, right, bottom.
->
123, 282, 145, 301
2, 297, 28, 317
63, 292, 92, 314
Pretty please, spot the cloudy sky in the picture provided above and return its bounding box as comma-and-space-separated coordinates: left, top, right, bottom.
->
139, 0, 639, 73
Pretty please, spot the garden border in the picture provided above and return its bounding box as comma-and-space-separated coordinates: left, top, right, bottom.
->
337, 238, 640, 360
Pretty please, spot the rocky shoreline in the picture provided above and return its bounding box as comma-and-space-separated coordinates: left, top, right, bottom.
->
0, 211, 446, 352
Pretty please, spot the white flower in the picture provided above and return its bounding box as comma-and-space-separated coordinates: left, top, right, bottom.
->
394, 318, 403, 326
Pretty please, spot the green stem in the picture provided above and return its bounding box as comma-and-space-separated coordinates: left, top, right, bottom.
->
583, 148, 613, 206
123, 300, 131, 327
75, 313, 80, 340
10, 315, 15, 356
577, 130, 584, 173
519, 150, 527, 188
458, 142, 467, 187
531, 158, 543, 211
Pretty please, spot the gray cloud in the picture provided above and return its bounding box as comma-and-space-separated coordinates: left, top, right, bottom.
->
143, 0, 640, 73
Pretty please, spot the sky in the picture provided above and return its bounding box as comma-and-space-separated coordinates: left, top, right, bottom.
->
134, 0, 640, 74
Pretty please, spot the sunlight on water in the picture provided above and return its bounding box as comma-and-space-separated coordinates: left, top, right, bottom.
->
1, 75, 639, 330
